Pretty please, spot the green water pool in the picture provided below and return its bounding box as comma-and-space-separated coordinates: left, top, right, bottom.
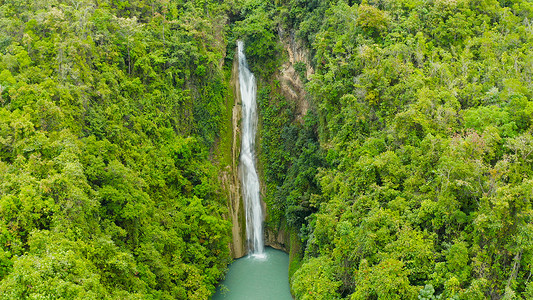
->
212, 247, 293, 300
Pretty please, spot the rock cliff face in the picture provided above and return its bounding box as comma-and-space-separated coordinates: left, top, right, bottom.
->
264, 220, 291, 252
277, 28, 314, 123
223, 51, 247, 259
226, 31, 313, 258
263, 29, 313, 253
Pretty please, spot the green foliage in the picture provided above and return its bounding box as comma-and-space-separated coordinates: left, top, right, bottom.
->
232, 1, 281, 78
0, 0, 233, 298
357, 4, 389, 38
352, 258, 418, 299
0, 231, 110, 300
292, 256, 341, 299
3, 0, 533, 298
254, 0, 533, 298
257, 87, 324, 237
419, 284, 439, 300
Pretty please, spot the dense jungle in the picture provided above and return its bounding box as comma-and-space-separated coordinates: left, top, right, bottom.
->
0, 0, 532, 299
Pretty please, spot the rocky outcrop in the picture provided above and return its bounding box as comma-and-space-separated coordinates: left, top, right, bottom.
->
226, 31, 312, 258
278, 27, 314, 123
262, 29, 312, 253
264, 220, 290, 252
222, 51, 247, 259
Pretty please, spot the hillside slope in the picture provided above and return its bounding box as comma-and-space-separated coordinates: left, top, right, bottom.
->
238, 0, 533, 298
0, 1, 236, 298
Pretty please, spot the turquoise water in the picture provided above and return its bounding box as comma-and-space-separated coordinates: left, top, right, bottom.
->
212, 247, 293, 300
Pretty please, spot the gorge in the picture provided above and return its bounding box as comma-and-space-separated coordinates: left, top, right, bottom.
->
0, 1, 532, 299
212, 40, 292, 299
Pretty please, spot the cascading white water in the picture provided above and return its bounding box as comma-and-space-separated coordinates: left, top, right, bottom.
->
237, 40, 264, 256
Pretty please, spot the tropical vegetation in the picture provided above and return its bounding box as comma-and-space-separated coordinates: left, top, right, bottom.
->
1, 0, 533, 299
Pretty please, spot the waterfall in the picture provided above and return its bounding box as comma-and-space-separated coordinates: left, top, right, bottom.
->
237, 40, 264, 256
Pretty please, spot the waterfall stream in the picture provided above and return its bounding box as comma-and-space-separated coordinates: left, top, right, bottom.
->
238, 40, 264, 256
212, 41, 292, 300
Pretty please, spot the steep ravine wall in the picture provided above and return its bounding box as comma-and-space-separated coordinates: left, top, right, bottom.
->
262, 28, 313, 254
277, 28, 314, 124
219, 51, 247, 259
223, 30, 313, 259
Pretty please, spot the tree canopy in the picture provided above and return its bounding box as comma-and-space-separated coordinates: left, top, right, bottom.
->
246, 0, 533, 299
2, 0, 533, 299
0, 0, 235, 298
